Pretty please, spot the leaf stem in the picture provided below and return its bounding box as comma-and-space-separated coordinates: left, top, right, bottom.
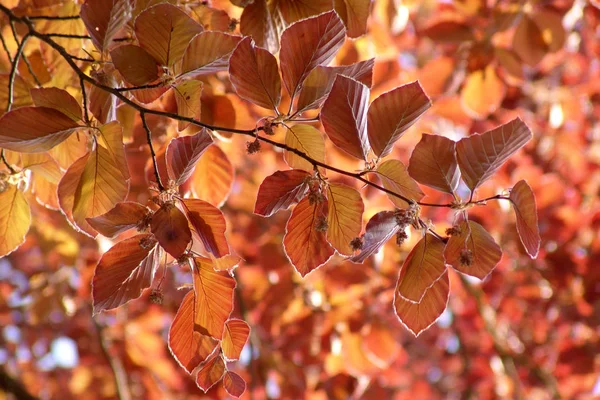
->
140, 111, 165, 191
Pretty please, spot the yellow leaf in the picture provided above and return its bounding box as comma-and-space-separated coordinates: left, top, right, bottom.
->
0, 185, 31, 257
285, 124, 325, 172
326, 183, 364, 255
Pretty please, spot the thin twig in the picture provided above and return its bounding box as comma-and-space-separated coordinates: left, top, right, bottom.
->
1, 149, 16, 174
0, 32, 12, 63
140, 112, 165, 191
28, 14, 81, 20
80, 76, 90, 124
6, 33, 30, 112
20, 52, 42, 87
114, 82, 165, 92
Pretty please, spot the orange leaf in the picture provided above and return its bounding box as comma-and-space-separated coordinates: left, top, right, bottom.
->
278, 0, 333, 23
168, 290, 218, 373
30, 87, 82, 121
80, 0, 132, 53
96, 121, 130, 181
194, 352, 226, 392
445, 220, 502, 279
58, 152, 92, 234
408, 134, 459, 194
166, 128, 213, 186
279, 10, 345, 98
394, 270, 449, 337
367, 81, 431, 158
0, 185, 31, 257
284, 124, 326, 172
283, 197, 334, 276
239, 0, 284, 54
92, 234, 161, 313
321, 75, 370, 160
151, 203, 192, 258
110, 45, 159, 86
0, 74, 32, 113
88, 70, 117, 123
396, 234, 447, 303
334, 0, 370, 38
180, 32, 241, 77
173, 80, 203, 131
254, 169, 310, 217
192, 257, 236, 339
461, 65, 505, 119
0, 107, 81, 152
420, 18, 475, 43
135, 3, 203, 67
362, 321, 400, 368
190, 145, 234, 207
326, 183, 364, 255
510, 180, 540, 258
229, 37, 281, 111
350, 211, 400, 263
512, 15, 547, 67
223, 371, 246, 398
222, 319, 250, 361
456, 118, 532, 191
376, 160, 424, 207
86, 201, 149, 238
183, 198, 229, 258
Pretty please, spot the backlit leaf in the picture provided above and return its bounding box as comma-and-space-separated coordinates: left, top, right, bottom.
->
510, 180, 540, 258
92, 234, 161, 314
58, 152, 92, 234
166, 128, 213, 186
80, 0, 133, 53
284, 197, 334, 277
190, 145, 234, 207
151, 203, 192, 258
394, 270, 449, 337
408, 134, 460, 194
180, 32, 241, 77
397, 234, 446, 303
168, 290, 218, 373
0, 185, 31, 257
456, 118, 532, 191
194, 352, 226, 392
254, 169, 310, 217
183, 199, 229, 258
222, 319, 250, 361
285, 124, 326, 172
461, 65, 505, 119
321, 75, 370, 160
376, 160, 424, 207
279, 10, 346, 98
110, 45, 159, 86
192, 257, 236, 339
135, 3, 203, 67
173, 80, 203, 131
239, 0, 285, 54
96, 120, 129, 180
349, 211, 400, 263
0, 107, 81, 152
420, 19, 474, 43
229, 37, 281, 111
326, 183, 364, 255
367, 81, 431, 158
334, 0, 370, 38
512, 15, 547, 66
279, 0, 333, 23
223, 371, 246, 398
88, 70, 117, 123
445, 220, 502, 279
30, 87, 82, 121
0, 74, 32, 113
86, 201, 149, 238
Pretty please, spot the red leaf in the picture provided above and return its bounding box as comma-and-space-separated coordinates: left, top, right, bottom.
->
321, 75, 370, 160
194, 352, 226, 392
192, 257, 236, 339
183, 199, 229, 258
408, 134, 460, 194
173, 80, 203, 131
254, 169, 310, 217
151, 203, 192, 258
110, 45, 159, 86
86, 201, 149, 238
239, 0, 284, 54
30, 87, 82, 121
510, 180, 540, 258
180, 32, 241, 77
376, 160, 424, 207
334, 0, 370, 38
456, 118, 532, 191
80, 0, 132, 53
279, 10, 346, 98
229, 37, 281, 111
88, 70, 117, 123
367, 81, 431, 158
394, 270, 449, 337
168, 290, 218, 373
349, 211, 400, 263
92, 234, 161, 314
0, 107, 81, 152
396, 234, 447, 303
190, 145, 234, 207
222, 319, 250, 361
326, 183, 364, 255
444, 220, 502, 279
223, 371, 246, 398
283, 197, 334, 277
166, 128, 213, 186
135, 3, 203, 67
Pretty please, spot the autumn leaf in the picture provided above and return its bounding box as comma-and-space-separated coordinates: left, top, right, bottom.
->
180, 32, 241, 77
151, 203, 192, 258
194, 352, 226, 392
86, 201, 149, 238
96, 120, 130, 180
80, 0, 132, 53
408, 134, 460, 194
190, 145, 234, 207
183, 198, 229, 258
30, 87, 82, 121
0, 185, 31, 257
173, 80, 203, 131
254, 169, 310, 217
166, 128, 213, 186
223, 371, 246, 398
510, 180, 540, 258
349, 211, 400, 263
222, 319, 250, 361
461, 65, 506, 119
110, 45, 159, 86
239, 0, 285, 54
326, 183, 364, 255
376, 160, 425, 207
284, 124, 326, 172
334, 0, 370, 38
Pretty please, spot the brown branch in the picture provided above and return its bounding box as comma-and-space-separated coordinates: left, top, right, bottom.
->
1, 149, 16, 174
28, 14, 80, 20
140, 112, 165, 191
6, 33, 30, 112
0, 366, 39, 400
0, 32, 12, 63
79, 76, 90, 124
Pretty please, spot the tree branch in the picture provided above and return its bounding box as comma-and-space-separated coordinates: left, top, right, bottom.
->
0, 366, 39, 400
140, 112, 165, 191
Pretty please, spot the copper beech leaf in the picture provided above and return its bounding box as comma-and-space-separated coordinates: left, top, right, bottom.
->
192, 257, 236, 339
80, 0, 132, 53
240, 0, 284, 54
326, 183, 364, 255
350, 211, 400, 263
88, 70, 117, 123
0, 185, 31, 257
254, 169, 310, 217
166, 128, 213, 186
229, 37, 281, 111
190, 145, 234, 207
173, 80, 203, 131
297, 59, 374, 112
92, 234, 161, 314
461, 65, 505, 119
110, 45, 159, 86
168, 290, 218, 373
86, 201, 149, 238
134, 3, 203, 67
151, 203, 191, 258
394, 270, 449, 337
96, 121, 129, 180
181, 32, 241, 77
367, 81, 431, 158
30, 87, 82, 121
0, 107, 81, 152
334, 0, 370, 38
408, 134, 460, 194
510, 180, 540, 258
183, 199, 229, 258
456, 118, 532, 191
376, 160, 425, 207
278, 0, 333, 23
445, 220, 502, 279
222, 319, 250, 361
194, 352, 226, 392
321, 75, 370, 160
58, 152, 92, 234
223, 371, 246, 398
284, 125, 326, 172
397, 234, 447, 303
279, 10, 346, 98
284, 197, 334, 277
